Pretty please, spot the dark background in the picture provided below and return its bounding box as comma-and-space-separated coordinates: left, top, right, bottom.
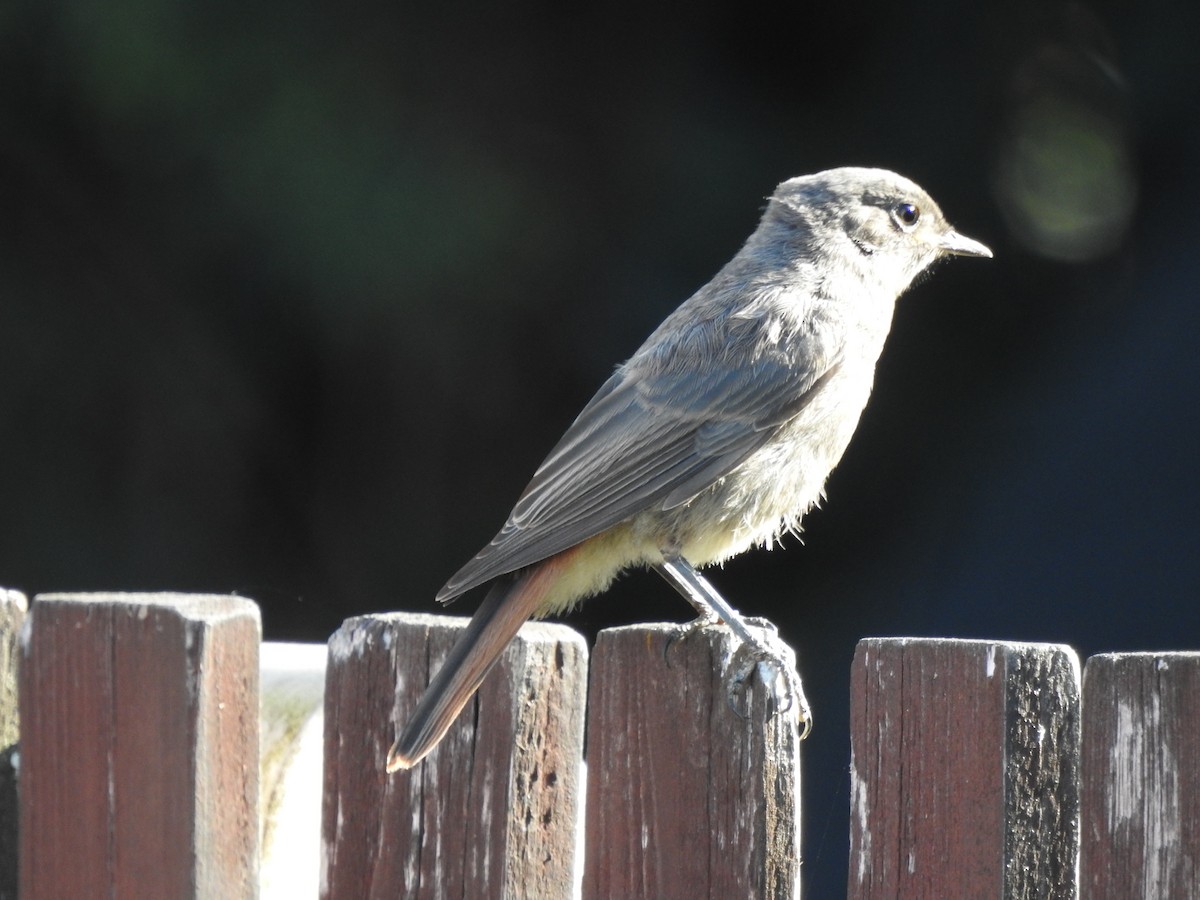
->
3, 1, 1197, 893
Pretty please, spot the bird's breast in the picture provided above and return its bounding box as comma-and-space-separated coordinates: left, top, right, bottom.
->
659, 360, 878, 566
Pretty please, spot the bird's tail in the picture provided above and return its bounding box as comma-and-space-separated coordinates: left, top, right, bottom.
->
386, 554, 570, 771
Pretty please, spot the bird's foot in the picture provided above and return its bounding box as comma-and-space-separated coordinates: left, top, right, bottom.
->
725, 622, 812, 739
653, 555, 811, 738
663, 609, 721, 663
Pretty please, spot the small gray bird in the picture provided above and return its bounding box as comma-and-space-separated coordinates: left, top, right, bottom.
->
388, 167, 991, 771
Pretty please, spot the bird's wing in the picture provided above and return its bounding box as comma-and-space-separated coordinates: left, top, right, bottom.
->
437, 314, 842, 602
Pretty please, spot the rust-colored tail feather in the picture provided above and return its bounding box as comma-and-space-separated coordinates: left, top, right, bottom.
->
386, 557, 563, 771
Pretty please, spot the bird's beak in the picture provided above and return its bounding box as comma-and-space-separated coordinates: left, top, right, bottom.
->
939, 229, 993, 258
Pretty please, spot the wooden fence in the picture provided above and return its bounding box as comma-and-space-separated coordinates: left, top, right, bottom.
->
0, 590, 1196, 898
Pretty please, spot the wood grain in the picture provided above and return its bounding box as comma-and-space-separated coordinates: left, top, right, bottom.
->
849, 638, 1080, 899
582, 623, 802, 900
321, 612, 587, 899
19, 592, 261, 899
1081, 652, 1200, 899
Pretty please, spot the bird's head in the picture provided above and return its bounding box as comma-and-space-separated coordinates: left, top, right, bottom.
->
769, 167, 991, 296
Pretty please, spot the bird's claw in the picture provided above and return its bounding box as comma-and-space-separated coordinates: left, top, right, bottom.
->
663, 611, 722, 665
724, 625, 812, 739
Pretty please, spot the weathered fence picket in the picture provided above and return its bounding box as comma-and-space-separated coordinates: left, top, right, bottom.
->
848, 638, 1081, 899
2, 589, 1197, 899
0, 590, 24, 900
321, 613, 587, 899
583, 623, 802, 900
18, 592, 261, 899
1081, 652, 1200, 898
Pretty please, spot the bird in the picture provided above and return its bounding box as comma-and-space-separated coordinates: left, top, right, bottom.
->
387, 167, 992, 771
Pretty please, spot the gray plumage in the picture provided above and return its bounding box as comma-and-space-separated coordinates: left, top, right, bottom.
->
437, 167, 989, 610
389, 166, 990, 770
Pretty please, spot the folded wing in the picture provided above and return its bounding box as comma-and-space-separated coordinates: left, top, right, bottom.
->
437, 313, 841, 602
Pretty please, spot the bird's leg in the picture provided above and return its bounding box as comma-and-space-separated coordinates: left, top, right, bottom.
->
653, 555, 812, 738
653, 559, 724, 664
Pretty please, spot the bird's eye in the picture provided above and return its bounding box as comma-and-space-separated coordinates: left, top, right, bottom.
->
892, 202, 920, 229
